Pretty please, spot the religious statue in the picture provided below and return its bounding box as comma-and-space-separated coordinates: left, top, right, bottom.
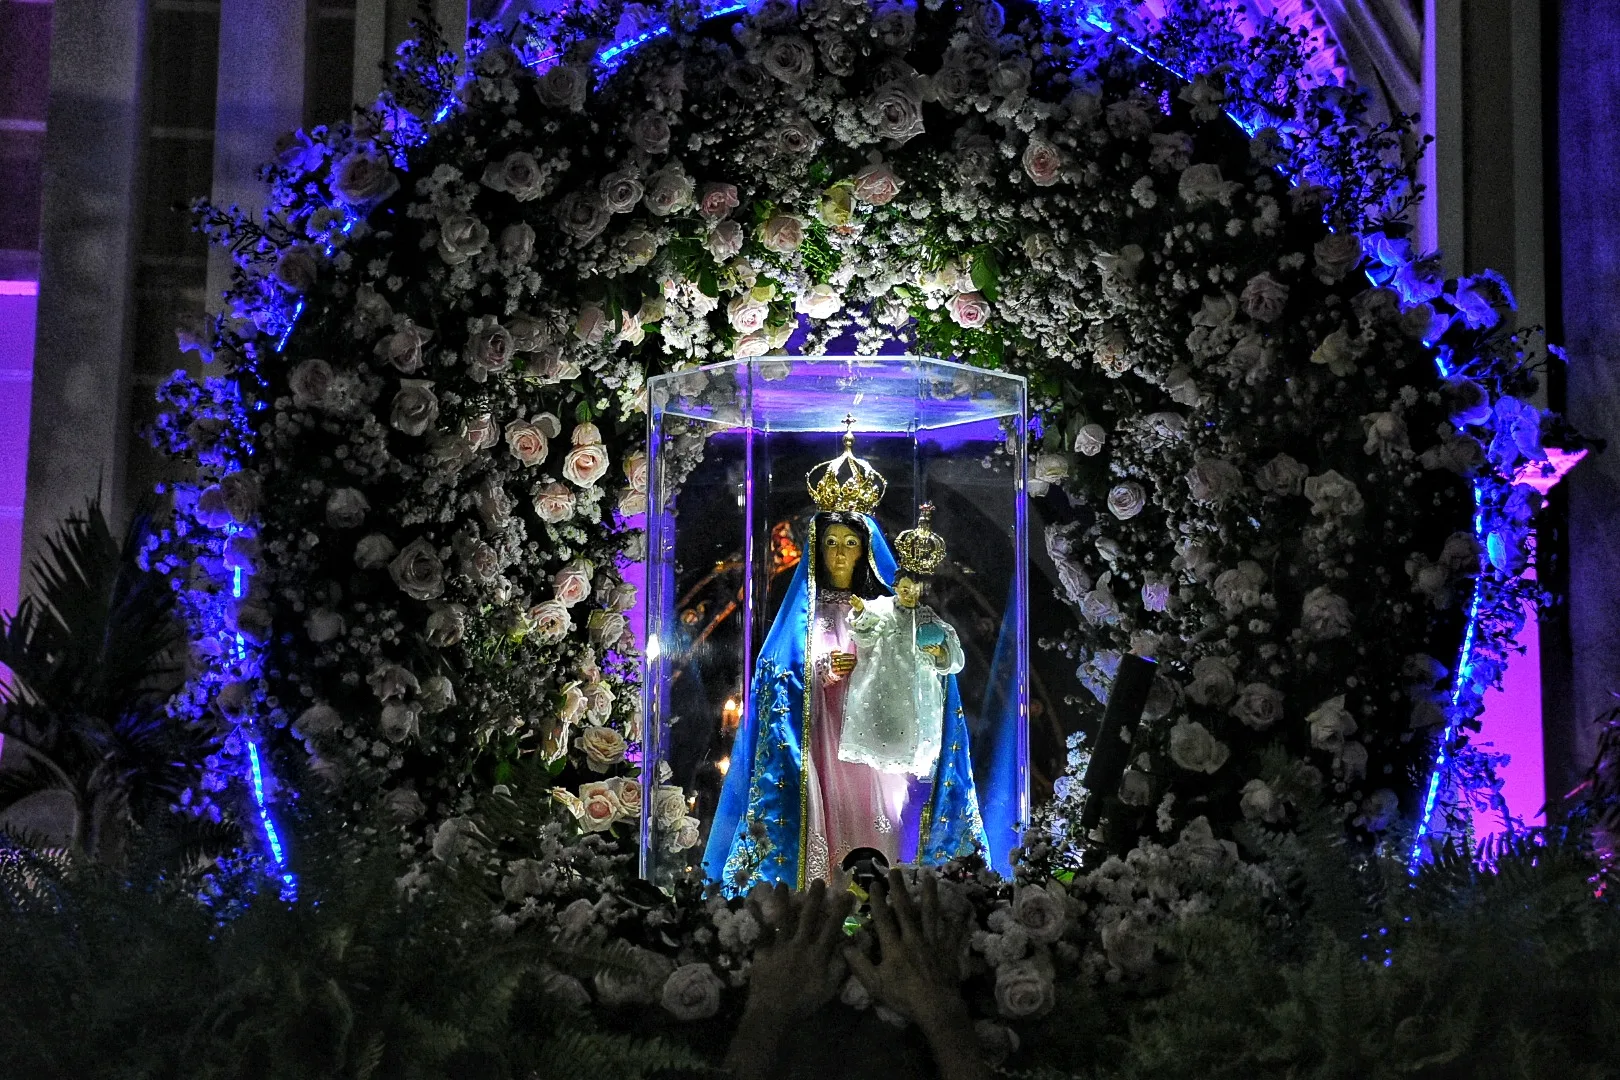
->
840, 505, 965, 778
703, 423, 988, 893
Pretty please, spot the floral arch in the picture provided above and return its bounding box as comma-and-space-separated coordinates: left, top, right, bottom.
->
154, 0, 1559, 977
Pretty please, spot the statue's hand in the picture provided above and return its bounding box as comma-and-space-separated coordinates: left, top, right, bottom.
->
922, 643, 947, 664
829, 651, 857, 678
850, 596, 865, 614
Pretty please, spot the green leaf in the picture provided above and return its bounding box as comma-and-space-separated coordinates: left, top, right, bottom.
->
575, 401, 594, 423
698, 268, 719, 298
970, 247, 1001, 301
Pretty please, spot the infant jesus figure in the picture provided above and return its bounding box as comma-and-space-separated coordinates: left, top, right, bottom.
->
839, 504, 964, 777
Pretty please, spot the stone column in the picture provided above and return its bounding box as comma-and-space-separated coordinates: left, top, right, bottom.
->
207, 0, 308, 301
24, 0, 148, 571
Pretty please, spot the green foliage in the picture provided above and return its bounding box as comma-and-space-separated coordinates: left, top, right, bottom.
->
0, 825, 713, 1080
0, 501, 218, 867
1067, 834, 1620, 1080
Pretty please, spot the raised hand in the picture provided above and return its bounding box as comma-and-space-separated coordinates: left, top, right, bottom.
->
724, 879, 853, 1078
829, 650, 857, 678
844, 870, 989, 1080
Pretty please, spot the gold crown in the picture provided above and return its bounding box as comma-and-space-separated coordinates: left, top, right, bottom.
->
807, 416, 887, 515
894, 503, 947, 578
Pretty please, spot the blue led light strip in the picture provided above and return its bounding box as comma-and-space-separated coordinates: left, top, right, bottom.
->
1409, 340, 1490, 866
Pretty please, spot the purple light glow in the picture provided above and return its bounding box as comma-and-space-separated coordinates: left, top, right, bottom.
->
0, 286, 37, 626
1473, 584, 1546, 839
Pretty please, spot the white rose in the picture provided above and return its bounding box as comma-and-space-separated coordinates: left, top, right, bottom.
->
584, 680, 616, 722
374, 323, 431, 373
863, 79, 926, 144
1307, 694, 1357, 753
1301, 585, 1353, 640
354, 533, 396, 569
484, 151, 545, 201
1178, 162, 1236, 205
1012, 885, 1066, 944
1313, 231, 1362, 282
652, 785, 688, 829
305, 608, 344, 643
1106, 482, 1147, 520
853, 160, 903, 205
575, 724, 627, 773
436, 213, 488, 265
419, 675, 456, 714
994, 959, 1054, 1018
1254, 452, 1308, 495
794, 283, 841, 320
1311, 325, 1358, 376
499, 222, 535, 262
1075, 423, 1107, 456
273, 246, 318, 292
645, 165, 695, 216
661, 963, 724, 1021
1231, 682, 1284, 729
1240, 778, 1287, 823
464, 317, 514, 380
424, 603, 466, 647
330, 149, 397, 208
288, 358, 334, 408
390, 379, 439, 436
556, 190, 610, 244
535, 63, 589, 112
1168, 719, 1230, 774
1304, 469, 1365, 517
380, 701, 420, 743
627, 112, 671, 154
1185, 656, 1237, 707
706, 220, 745, 260
529, 599, 573, 643
1240, 272, 1290, 322
389, 538, 444, 601
368, 662, 419, 702
325, 487, 369, 529
667, 815, 701, 852
296, 703, 341, 737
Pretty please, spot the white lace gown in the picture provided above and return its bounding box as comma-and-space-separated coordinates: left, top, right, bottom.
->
838, 596, 965, 777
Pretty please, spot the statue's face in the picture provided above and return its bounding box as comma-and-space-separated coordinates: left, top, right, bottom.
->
821, 523, 863, 589
895, 576, 922, 609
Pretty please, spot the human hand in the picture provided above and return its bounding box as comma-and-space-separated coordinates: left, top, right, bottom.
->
740, 879, 853, 1026
829, 651, 857, 678
725, 880, 852, 1079
844, 871, 988, 1080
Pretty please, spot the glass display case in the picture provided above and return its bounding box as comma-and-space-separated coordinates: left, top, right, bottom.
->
640, 356, 1029, 893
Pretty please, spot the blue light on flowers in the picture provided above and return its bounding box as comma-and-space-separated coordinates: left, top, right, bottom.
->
275, 299, 305, 353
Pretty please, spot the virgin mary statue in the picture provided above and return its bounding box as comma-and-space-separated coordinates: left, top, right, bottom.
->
703, 428, 988, 894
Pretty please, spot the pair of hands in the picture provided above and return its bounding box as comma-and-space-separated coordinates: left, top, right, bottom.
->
740, 871, 970, 1033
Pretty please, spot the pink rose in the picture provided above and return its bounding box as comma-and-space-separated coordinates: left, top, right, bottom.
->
853, 161, 903, 205
645, 165, 694, 216
390, 379, 439, 436
628, 112, 671, 154
727, 294, 770, 333
1313, 231, 1362, 283
556, 190, 609, 244
533, 481, 577, 523
585, 680, 616, 721
504, 419, 549, 467
697, 182, 740, 222
389, 537, 444, 601
948, 291, 992, 329
553, 559, 594, 607
577, 780, 622, 832
624, 451, 649, 495
482, 151, 545, 201
436, 213, 488, 265
1022, 136, 1064, 186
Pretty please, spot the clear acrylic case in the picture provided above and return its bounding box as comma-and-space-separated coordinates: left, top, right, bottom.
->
641, 356, 1029, 891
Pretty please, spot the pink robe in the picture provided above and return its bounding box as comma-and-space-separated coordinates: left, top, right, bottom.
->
803, 592, 914, 883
